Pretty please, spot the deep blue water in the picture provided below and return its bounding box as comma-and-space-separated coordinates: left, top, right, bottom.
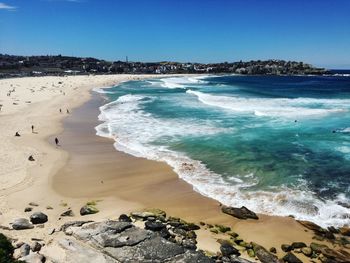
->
96, 75, 350, 227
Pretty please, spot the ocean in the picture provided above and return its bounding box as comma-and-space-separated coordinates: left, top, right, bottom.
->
95, 74, 350, 227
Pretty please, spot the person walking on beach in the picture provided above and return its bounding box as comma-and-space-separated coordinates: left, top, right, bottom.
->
66, 109, 70, 114
60, 108, 62, 113
55, 137, 59, 146
31, 125, 34, 133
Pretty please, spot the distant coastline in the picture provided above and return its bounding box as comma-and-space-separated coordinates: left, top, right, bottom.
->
0, 54, 330, 78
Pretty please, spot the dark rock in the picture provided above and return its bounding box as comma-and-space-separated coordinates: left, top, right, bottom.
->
80, 205, 99, 216
118, 214, 132, 222
31, 241, 42, 252
321, 247, 350, 262
167, 250, 214, 263
291, 242, 307, 249
182, 239, 197, 250
281, 244, 293, 252
30, 212, 48, 224
145, 220, 166, 231
297, 220, 334, 239
324, 231, 335, 240
339, 227, 350, 236
220, 241, 241, 257
269, 247, 277, 253
29, 202, 39, 207
24, 207, 33, 212
221, 205, 259, 220
252, 243, 280, 263
12, 218, 34, 230
283, 252, 302, 263
159, 228, 171, 239
60, 209, 74, 217
310, 242, 329, 253
186, 230, 197, 239
327, 226, 339, 234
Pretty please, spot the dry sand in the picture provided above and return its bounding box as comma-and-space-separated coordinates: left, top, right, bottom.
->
0, 74, 344, 262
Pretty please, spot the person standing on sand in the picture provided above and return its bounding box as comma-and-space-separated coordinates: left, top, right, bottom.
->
55, 137, 59, 146
60, 108, 62, 113
31, 125, 34, 133
66, 109, 70, 114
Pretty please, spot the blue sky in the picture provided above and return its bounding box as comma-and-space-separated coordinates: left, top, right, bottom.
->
1, 0, 350, 68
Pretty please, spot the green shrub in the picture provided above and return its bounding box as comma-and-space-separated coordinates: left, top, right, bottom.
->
0, 233, 26, 263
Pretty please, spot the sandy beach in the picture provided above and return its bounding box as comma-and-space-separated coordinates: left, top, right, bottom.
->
0, 75, 348, 262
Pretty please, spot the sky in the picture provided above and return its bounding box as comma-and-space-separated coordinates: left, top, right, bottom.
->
1, 0, 350, 68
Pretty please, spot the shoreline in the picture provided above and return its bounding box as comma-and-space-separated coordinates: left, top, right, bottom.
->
49, 85, 323, 258
0, 75, 349, 262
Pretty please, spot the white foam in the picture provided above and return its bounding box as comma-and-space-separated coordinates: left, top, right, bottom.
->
159, 76, 209, 89
187, 90, 349, 119
340, 127, 350, 133
96, 93, 350, 227
92, 86, 116, 94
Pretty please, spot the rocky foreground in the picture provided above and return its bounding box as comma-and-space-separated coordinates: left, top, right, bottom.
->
1, 206, 350, 263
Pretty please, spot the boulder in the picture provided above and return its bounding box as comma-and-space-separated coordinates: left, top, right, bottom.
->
60, 220, 94, 232
269, 247, 277, 254
320, 247, 350, 262
30, 212, 48, 224
310, 242, 329, 253
118, 214, 132, 222
301, 247, 312, 257
60, 209, 74, 217
283, 252, 303, 263
252, 243, 280, 263
12, 218, 34, 230
13, 243, 30, 259
297, 220, 324, 232
291, 242, 307, 249
297, 220, 334, 239
182, 239, 197, 250
130, 211, 155, 220
145, 220, 166, 231
220, 241, 240, 257
281, 244, 293, 252
40, 216, 257, 263
221, 205, 259, 220
339, 227, 350, 236
19, 252, 45, 263
104, 235, 185, 262
327, 226, 339, 234
167, 250, 213, 263
80, 205, 99, 216
31, 241, 42, 252
166, 216, 200, 231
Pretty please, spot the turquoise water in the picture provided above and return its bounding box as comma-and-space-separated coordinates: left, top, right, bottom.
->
96, 75, 350, 227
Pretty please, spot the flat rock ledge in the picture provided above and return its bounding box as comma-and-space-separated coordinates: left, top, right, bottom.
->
41, 220, 252, 263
